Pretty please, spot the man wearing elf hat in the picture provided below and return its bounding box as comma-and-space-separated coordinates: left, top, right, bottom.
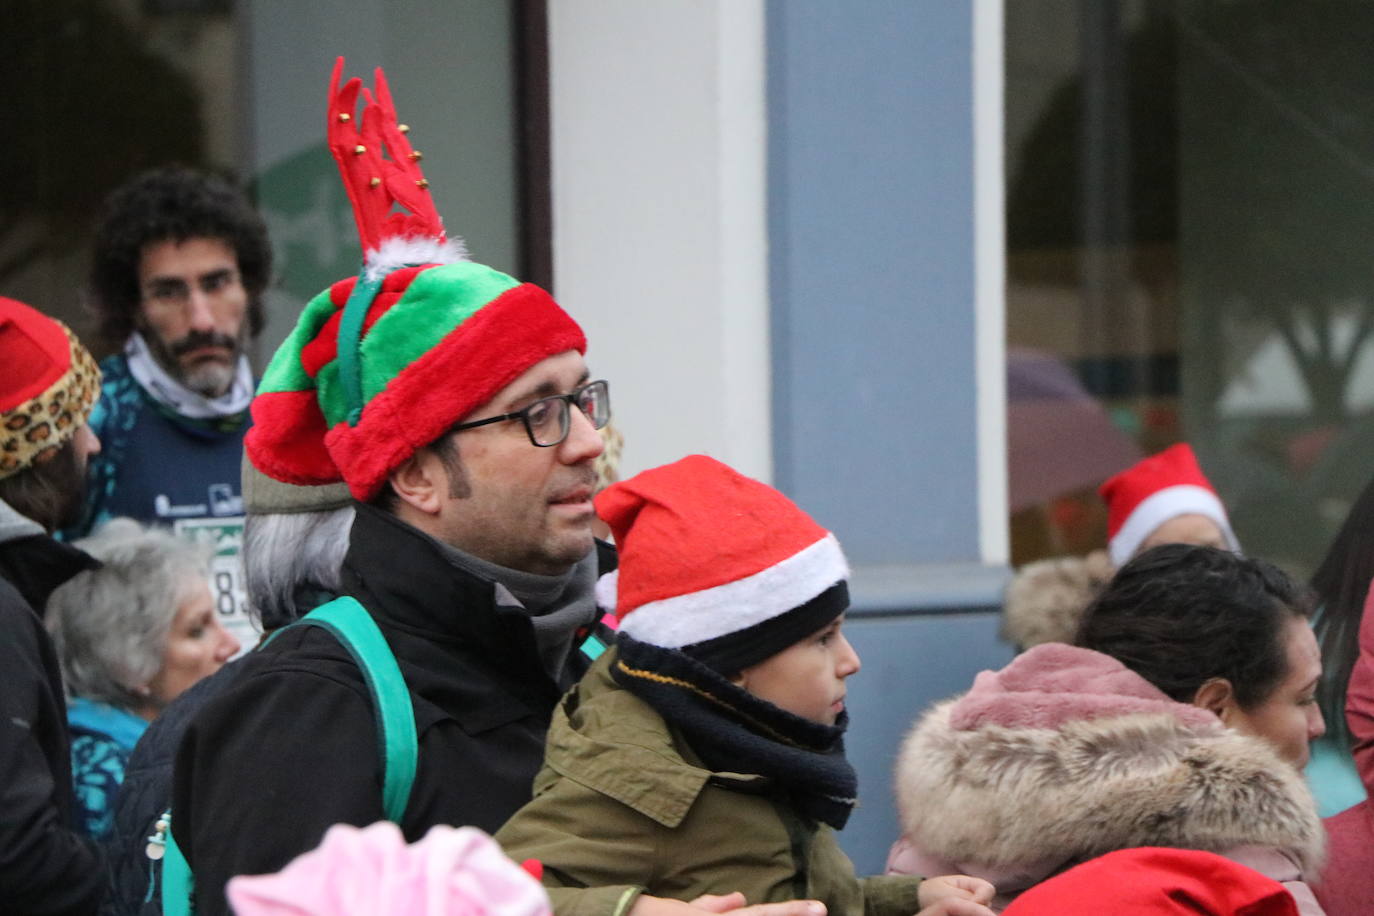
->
0, 297, 106, 914
168, 62, 622, 915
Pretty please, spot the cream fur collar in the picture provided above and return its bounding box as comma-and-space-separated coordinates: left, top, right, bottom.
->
895, 699, 1324, 875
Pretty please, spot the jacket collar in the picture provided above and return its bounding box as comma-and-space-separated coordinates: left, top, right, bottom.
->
542, 651, 766, 829
341, 503, 611, 720
896, 694, 1325, 877
0, 498, 98, 614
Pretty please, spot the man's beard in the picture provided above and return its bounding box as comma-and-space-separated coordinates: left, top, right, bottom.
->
148, 329, 243, 397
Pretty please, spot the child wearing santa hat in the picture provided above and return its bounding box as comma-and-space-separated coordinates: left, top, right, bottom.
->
495, 455, 994, 916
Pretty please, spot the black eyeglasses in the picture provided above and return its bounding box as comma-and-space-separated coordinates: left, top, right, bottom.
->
449, 380, 611, 447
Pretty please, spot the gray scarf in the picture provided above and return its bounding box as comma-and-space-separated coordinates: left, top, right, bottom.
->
440, 542, 600, 686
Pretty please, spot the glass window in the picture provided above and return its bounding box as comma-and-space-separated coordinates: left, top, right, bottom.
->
1006, 0, 1374, 574
3, 0, 233, 349
4, 1, 544, 363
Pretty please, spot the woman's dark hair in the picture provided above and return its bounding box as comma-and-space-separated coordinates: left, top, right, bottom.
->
1309, 474, 1374, 750
89, 166, 272, 352
1076, 543, 1313, 708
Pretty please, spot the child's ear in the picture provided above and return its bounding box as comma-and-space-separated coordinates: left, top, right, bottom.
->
1192, 677, 1237, 724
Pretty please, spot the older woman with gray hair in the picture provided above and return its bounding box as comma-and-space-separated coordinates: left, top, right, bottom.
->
103, 462, 355, 916
46, 518, 240, 840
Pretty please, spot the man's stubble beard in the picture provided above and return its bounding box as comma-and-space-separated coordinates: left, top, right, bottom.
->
182, 359, 238, 398
143, 325, 246, 398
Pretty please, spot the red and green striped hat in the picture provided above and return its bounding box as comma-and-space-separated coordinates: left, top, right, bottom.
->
244, 59, 585, 501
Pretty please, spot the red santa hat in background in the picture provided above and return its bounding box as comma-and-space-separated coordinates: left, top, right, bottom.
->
594, 454, 849, 674
1099, 443, 1240, 566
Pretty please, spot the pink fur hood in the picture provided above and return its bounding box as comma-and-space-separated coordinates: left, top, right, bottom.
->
949, 642, 1220, 732
889, 644, 1325, 912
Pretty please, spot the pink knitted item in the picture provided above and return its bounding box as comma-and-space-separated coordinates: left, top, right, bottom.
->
225, 822, 551, 916
948, 643, 1222, 732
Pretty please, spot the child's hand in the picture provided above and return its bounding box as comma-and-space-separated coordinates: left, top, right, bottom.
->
913, 900, 995, 916
916, 875, 995, 909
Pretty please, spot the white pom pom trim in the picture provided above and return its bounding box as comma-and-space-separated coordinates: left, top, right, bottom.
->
362, 236, 470, 281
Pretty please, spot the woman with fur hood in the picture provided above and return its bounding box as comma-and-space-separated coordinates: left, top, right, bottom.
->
891, 544, 1327, 914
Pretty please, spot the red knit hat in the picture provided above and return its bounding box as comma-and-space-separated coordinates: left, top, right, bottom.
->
594, 455, 849, 671
1001, 847, 1298, 916
1099, 443, 1239, 565
0, 298, 101, 480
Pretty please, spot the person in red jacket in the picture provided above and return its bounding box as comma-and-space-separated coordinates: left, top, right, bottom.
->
1315, 582, 1374, 916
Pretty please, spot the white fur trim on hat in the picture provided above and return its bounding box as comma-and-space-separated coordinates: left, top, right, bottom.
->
362, 235, 469, 281
1108, 484, 1239, 566
616, 533, 849, 648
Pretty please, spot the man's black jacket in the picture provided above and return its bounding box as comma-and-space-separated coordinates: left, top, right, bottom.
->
171, 504, 615, 916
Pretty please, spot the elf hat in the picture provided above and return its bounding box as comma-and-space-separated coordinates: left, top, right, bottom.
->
1100, 443, 1239, 566
595, 455, 850, 674
0, 298, 101, 480
1000, 847, 1298, 916
241, 452, 352, 517
245, 59, 584, 501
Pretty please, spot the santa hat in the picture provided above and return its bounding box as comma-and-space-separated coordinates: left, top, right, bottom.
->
246, 59, 584, 501
1100, 443, 1239, 566
0, 298, 101, 480
595, 455, 849, 673
1000, 847, 1298, 916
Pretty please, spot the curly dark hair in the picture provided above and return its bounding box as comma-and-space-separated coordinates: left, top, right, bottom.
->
89, 166, 272, 352
1076, 543, 1314, 709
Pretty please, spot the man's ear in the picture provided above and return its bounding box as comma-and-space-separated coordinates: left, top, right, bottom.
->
1192, 677, 1237, 723
387, 449, 444, 516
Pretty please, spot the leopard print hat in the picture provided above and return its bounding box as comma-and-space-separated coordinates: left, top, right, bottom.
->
0, 298, 101, 480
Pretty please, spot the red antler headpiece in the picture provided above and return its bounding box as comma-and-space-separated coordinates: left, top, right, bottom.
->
327, 57, 462, 276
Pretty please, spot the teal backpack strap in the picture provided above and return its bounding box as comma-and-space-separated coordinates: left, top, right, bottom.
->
160, 596, 417, 915
287, 596, 419, 821
160, 817, 193, 916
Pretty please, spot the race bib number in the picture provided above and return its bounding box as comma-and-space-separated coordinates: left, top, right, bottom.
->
174, 516, 259, 659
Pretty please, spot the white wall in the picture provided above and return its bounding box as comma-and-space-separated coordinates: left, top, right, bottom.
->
547, 0, 772, 482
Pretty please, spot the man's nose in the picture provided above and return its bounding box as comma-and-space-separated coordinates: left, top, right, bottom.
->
186, 290, 216, 332
559, 405, 605, 464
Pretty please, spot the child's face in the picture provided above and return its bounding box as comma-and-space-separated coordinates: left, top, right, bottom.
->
734, 615, 861, 725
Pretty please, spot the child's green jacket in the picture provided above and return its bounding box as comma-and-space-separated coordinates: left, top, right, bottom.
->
495, 650, 925, 916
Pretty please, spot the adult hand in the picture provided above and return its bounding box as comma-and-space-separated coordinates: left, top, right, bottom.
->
630, 892, 826, 916
916, 875, 996, 909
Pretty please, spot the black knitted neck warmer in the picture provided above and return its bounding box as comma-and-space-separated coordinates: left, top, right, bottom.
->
613, 634, 858, 829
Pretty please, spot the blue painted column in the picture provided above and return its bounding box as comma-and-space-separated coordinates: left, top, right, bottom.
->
767, 0, 1011, 872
